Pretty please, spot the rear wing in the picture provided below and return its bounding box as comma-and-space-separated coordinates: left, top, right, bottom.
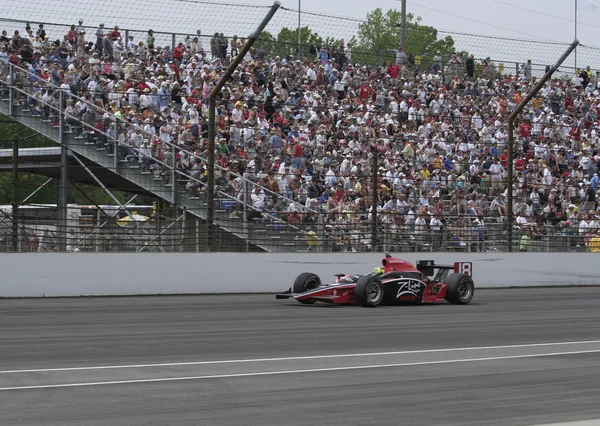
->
416, 260, 472, 278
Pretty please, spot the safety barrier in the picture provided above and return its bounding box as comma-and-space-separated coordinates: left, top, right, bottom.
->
1, 252, 599, 297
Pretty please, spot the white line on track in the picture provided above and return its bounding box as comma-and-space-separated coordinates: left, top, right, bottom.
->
1, 348, 600, 391
2, 339, 600, 374
528, 421, 600, 426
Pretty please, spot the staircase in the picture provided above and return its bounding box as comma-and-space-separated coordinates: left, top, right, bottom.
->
0, 60, 314, 252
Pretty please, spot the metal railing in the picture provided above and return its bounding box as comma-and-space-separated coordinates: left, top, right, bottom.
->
0, 209, 592, 253
0, 57, 318, 252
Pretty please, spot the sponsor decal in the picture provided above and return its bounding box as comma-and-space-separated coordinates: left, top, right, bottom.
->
396, 279, 426, 299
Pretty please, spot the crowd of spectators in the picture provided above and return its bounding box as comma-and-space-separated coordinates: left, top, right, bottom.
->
2, 20, 600, 252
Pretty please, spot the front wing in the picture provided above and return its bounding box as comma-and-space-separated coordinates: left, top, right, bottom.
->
276, 284, 358, 304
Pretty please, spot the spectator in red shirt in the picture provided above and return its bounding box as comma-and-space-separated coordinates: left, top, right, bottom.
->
519, 120, 531, 138
110, 26, 121, 42
514, 153, 526, 172
570, 126, 581, 142
359, 82, 373, 101
500, 152, 508, 169
174, 43, 185, 63
387, 61, 400, 83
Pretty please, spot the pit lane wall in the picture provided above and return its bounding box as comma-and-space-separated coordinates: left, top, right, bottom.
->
1, 252, 600, 297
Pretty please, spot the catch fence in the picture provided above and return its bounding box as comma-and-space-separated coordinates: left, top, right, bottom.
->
0, 207, 590, 253
2, 11, 600, 76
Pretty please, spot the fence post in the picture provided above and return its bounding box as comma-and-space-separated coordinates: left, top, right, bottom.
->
441, 60, 446, 83
8, 63, 14, 117
113, 121, 118, 171
171, 144, 177, 206
243, 179, 249, 252
58, 89, 68, 252
181, 207, 186, 252
11, 135, 19, 252
195, 219, 200, 252
317, 212, 325, 253
371, 148, 378, 252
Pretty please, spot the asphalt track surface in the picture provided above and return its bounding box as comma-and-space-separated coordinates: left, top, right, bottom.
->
2, 288, 600, 426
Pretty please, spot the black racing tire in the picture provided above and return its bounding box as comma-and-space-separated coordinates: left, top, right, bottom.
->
445, 273, 475, 305
293, 272, 321, 304
354, 275, 384, 307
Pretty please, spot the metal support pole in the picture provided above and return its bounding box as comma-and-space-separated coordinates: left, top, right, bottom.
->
207, 1, 281, 253
196, 219, 200, 252
113, 121, 119, 171
207, 97, 216, 252
297, 0, 301, 59
8, 64, 14, 117
171, 144, 177, 206
71, 152, 138, 222
243, 179, 248, 222
11, 135, 19, 252
371, 149, 378, 253
156, 199, 162, 249
72, 193, 140, 250
95, 208, 101, 252
137, 213, 183, 252
575, 0, 578, 73
181, 207, 186, 252
243, 179, 249, 252
172, 33, 176, 51
400, 0, 407, 51
58, 146, 69, 252
58, 89, 68, 252
506, 119, 514, 252
506, 40, 578, 252
20, 178, 53, 205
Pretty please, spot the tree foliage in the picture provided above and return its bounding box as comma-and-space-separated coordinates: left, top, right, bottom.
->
355, 8, 456, 66
258, 27, 324, 59
258, 8, 457, 67
0, 113, 130, 205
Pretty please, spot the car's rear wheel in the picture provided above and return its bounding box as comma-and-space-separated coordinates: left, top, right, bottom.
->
445, 273, 475, 304
293, 272, 321, 304
354, 275, 384, 307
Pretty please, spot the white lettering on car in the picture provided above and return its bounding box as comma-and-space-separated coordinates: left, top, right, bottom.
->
396, 279, 426, 299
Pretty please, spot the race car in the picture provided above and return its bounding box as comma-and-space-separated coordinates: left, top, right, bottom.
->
276, 255, 474, 307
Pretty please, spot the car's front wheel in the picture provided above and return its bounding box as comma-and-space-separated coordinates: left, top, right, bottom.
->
293, 272, 321, 304
354, 275, 384, 307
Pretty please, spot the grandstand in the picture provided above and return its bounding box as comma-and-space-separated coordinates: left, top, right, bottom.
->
1, 3, 600, 253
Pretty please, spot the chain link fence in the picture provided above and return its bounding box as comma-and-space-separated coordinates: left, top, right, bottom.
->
0, 206, 591, 253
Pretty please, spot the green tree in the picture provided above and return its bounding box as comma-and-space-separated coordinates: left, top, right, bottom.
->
354, 8, 456, 67
0, 113, 130, 206
258, 27, 323, 59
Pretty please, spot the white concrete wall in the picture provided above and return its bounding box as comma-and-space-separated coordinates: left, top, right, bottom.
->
1, 253, 599, 297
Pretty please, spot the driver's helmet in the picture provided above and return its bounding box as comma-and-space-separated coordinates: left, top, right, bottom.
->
373, 266, 385, 276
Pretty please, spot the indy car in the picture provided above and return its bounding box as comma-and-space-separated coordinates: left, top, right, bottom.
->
276, 255, 474, 307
